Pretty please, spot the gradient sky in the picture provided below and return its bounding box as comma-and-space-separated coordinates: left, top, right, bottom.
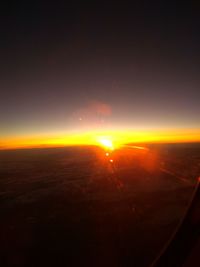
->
0, 2, 200, 147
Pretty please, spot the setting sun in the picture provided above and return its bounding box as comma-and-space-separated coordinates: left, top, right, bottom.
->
98, 137, 115, 150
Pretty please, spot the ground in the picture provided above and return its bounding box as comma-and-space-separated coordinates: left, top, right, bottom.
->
0, 143, 199, 267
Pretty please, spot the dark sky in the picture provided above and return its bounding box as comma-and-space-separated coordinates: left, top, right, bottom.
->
0, 1, 199, 138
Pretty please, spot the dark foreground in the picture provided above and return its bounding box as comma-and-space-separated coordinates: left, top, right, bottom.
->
0, 143, 200, 267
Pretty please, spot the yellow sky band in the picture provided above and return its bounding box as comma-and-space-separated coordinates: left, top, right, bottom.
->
0, 129, 200, 150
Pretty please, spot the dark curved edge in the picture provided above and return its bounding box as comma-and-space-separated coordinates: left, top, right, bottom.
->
150, 177, 200, 267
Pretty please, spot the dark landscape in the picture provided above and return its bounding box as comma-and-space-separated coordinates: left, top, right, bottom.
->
0, 143, 200, 267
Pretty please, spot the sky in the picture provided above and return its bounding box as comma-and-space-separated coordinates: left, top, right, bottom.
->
0, 2, 200, 148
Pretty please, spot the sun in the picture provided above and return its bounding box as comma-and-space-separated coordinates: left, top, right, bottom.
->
98, 137, 114, 150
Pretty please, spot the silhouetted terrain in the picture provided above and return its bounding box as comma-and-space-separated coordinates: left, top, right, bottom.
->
0, 144, 200, 267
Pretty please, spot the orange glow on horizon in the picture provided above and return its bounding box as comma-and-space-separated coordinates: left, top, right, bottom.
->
0, 128, 200, 150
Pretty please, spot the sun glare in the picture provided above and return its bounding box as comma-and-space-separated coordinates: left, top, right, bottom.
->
98, 138, 114, 150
